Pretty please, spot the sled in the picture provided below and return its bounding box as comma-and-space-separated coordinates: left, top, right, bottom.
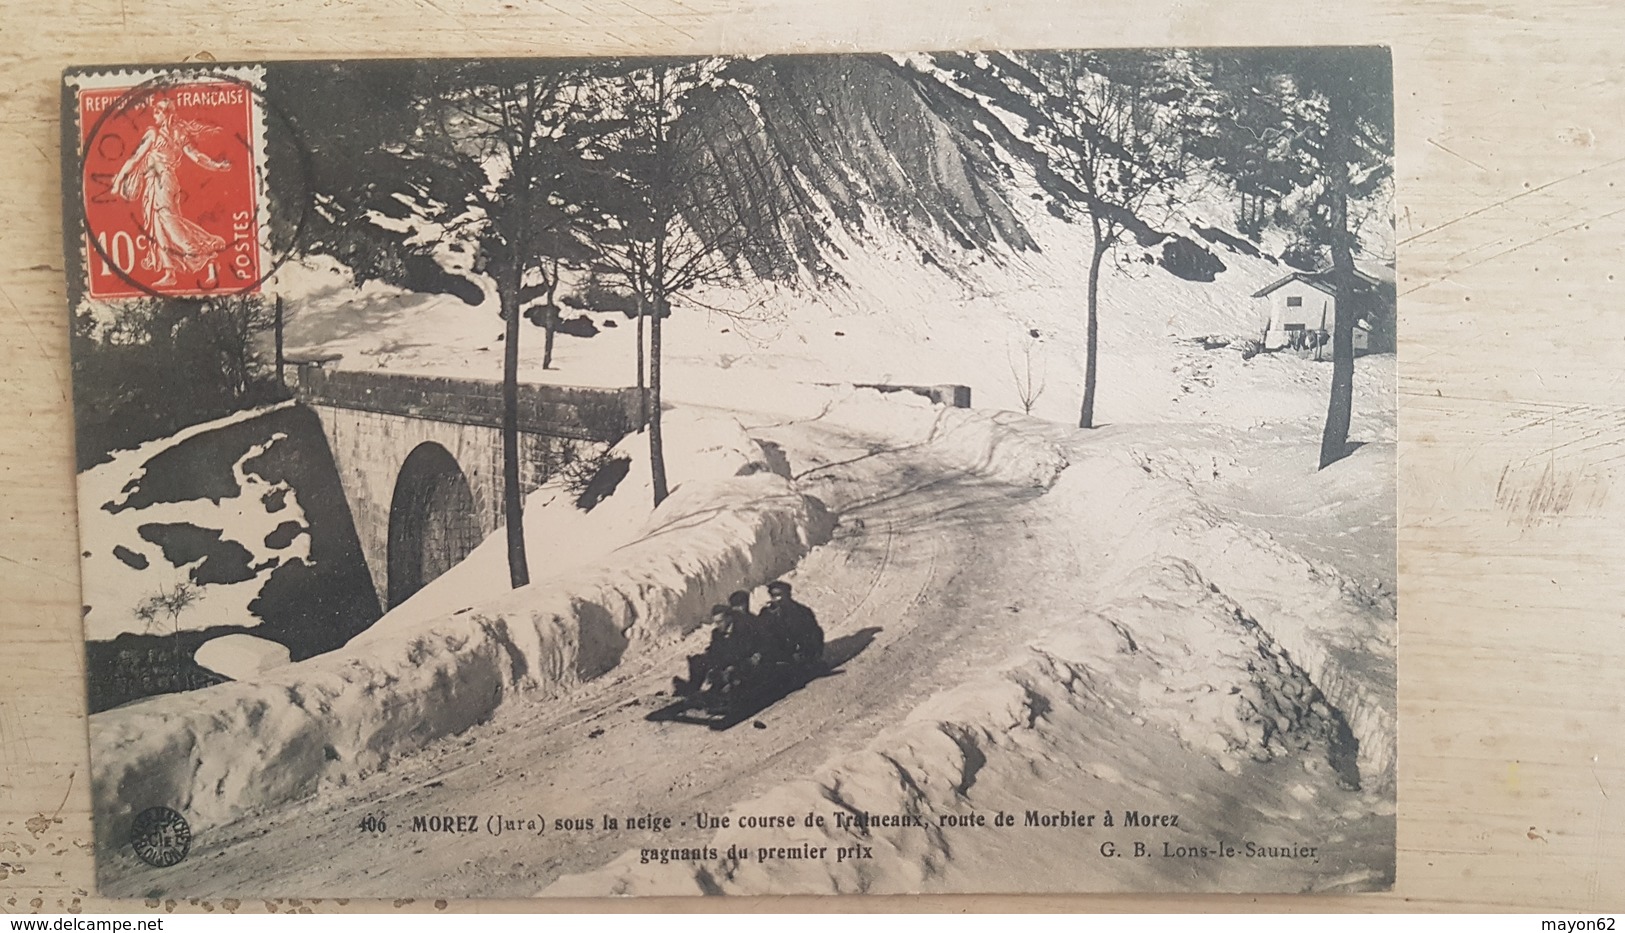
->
645, 661, 840, 731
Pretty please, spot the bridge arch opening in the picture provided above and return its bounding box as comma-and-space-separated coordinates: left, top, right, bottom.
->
387, 442, 480, 608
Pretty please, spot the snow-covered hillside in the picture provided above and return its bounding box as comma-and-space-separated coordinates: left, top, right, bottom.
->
78, 403, 306, 644
274, 195, 1393, 442
76, 400, 384, 712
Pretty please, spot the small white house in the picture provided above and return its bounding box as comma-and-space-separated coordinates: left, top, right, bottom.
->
1252, 268, 1381, 354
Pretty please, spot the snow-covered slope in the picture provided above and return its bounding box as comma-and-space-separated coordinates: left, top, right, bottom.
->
274, 192, 1389, 442
78, 403, 305, 643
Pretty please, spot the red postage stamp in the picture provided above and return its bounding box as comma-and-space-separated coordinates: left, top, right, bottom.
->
76, 71, 266, 299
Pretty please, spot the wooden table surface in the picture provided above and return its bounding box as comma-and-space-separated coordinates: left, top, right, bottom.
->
2, 0, 1621, 914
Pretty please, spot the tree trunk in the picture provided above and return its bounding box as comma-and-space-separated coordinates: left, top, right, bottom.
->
1319, 242, 1357, 468
541, 274, 559, 370
1078, 224, 1106, 430
649, 293, 669, 506
635, 291, 648, 426
1319, 96, 1357, 471
542, 309, 557, 370
499, 283, 531, 588
648, 65, 671, 506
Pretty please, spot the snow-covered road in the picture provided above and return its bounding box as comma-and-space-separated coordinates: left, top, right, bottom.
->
97, 397, 1393, 897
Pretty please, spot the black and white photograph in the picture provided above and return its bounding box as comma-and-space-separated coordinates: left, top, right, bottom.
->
63, 48, 1397, 898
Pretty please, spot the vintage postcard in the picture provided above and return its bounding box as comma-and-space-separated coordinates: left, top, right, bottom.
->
61, 50, 1396, 897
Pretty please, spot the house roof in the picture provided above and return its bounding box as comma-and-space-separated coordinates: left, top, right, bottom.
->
1252, 267, 1383, 299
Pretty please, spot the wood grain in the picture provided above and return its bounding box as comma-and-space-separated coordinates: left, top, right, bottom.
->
2, 0, 1621, 913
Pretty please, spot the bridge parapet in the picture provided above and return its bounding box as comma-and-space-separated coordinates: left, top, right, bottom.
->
851, 382, 971, 408
294, 362, 644, 442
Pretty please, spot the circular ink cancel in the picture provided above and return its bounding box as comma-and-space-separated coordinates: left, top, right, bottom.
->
79, 69, 314, 301
129, 805, 192, 868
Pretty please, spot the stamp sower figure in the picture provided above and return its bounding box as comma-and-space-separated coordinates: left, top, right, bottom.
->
759, 581, 824, 670
110, 98, 232, 286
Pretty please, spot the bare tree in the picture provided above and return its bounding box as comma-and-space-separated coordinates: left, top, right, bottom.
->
196, 294, 275, 398
1008, 328, 1048, 415
1012, 53, 1191, 429
892, 52, 1206, 429
590, 61, 795, 505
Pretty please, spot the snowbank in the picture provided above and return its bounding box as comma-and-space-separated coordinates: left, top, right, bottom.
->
361, 407, 789, 636
805, 387, 1072, 490
194, 634, 292, 680
87, 412, 833, 852
1047, 446, 1396, 787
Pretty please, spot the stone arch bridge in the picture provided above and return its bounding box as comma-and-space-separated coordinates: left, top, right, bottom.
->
291, 359, 643, 610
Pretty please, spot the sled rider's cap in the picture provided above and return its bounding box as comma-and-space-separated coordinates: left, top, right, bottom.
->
728, 590, 751, 608
767, 581, 792, 595
710, 604, 730, 617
